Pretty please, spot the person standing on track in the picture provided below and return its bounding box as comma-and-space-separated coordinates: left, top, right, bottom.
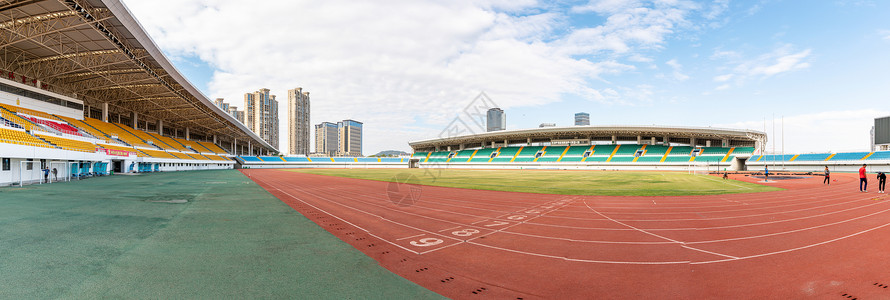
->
859, 164, 867, 192
878, 171, 886, 193
824, 166, 830, 185
764, 166, 769, 181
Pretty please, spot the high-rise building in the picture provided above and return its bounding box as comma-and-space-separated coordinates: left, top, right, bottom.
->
575, 112, 590, 126
214, 98, 229, 111
228, 106, 244, 123
287, 88, 311, 155
337, 119, 362, 156
486, 108, 505, 132
314, 122, 338, 156
244, 88, 279, 149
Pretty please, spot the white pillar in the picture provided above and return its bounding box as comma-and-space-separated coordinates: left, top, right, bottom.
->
706, 140, 712, 147
102, 103, 109, 122
651, 137, 657, 145
213, 135, 217, 144
158, 120, 163, 134
637, 135, 642, 144
690, 138, 697, 147
185, 127, 190, 140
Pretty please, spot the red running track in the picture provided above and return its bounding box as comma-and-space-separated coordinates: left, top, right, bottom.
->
244, 169, 890, 299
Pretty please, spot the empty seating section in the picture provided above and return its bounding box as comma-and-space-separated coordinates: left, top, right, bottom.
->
0, 103, 57, 120
198, 141, 229, 155
239, 156, 263, 162
732, 147, 756, 155
793, 153, 832, 161
643, 145, 669, 155
667, 146, 693, 156
0, 108, 38, 131
426, 151, 450, 162
146, 132, 190, 152
56, 116, 114, 143
512, 146, 544, 162
693, 156, 723, 162
114, 123, 170, 150
141, 149, 178, 159
259, 156, 284, 162
469, 148, 496, 162
866, 151, 890, 161
613, 145, 639, 155
36, 134, 96, 152
380, 157, 402, 163
411, 151, 429, 158
1, 116, 23, 129
0, 127, 52, 148
333, 157, 353, 163
590, 145, 616, 156
699, 147, 730, 155
357, 157, 378, 163
179, 139, 211, 153
757, 154, 796, 162
282, 157, 310, 162
27, 117, 81, 136
83, 118, 153, 148
829, 152, 870, 161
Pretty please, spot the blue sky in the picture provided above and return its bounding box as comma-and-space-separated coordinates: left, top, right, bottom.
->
124, 0, 890, 155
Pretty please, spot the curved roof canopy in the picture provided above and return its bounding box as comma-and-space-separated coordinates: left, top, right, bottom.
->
409, 125, 767, 152
0, 0, 275, 152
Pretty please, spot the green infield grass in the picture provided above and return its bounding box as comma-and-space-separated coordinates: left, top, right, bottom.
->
284, 168, 781, 196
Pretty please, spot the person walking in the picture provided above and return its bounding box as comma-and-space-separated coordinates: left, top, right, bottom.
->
824, 166, 830, 185
859, 164, 867, 192
878, 171, 886, 194
42, 167, 49, 183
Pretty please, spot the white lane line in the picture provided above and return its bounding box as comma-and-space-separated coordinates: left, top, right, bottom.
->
584, 200, 739, 259
466, 241, 689, 265
685, 206, 890, 244
254, 176, 464, 254
700, 175, 752, 190
692, 220, 890, 264
396, 233, 426, 241
518, 199, 889, 232
437, 226, 461, 232
251, 176, 420, 255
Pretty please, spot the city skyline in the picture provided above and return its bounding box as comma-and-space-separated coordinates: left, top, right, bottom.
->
127, 0, 890, 154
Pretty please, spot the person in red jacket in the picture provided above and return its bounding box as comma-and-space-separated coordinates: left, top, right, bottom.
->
859, 164, 867, 192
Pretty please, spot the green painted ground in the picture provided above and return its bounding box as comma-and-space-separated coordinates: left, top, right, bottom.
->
0, 170, 441, 299
286, 169, 781, 196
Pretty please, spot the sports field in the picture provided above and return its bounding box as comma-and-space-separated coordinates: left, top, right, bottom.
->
285, 168, 781, 196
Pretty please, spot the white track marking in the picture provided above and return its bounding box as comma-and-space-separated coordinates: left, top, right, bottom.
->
437, 226, 461, 232
396, 234, 426, 241
700, 175, 752, 190
252, 176, 464, 254
584, 200, 738, 259
685, 206, 890, 244
466, 241, 690, 265
692, 221, 890, 264
253, 171, 890, 264
330, 184, 872, 222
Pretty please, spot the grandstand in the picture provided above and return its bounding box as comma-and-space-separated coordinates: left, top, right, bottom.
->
0, 0, 277, 186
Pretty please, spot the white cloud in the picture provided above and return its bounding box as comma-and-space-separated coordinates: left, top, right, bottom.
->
125, 0, 704, 154
880, 30, 890, 40
709, 44, 812, 90
713, 74, 733, 82
559, 0, 698, 56
665, 59, 690, 81
716, 109, 888, 153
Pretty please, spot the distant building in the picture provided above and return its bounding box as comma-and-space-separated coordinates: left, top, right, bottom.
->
486, 108, 505, 132
244, 88, 279, 149
575, 112, 590, 126
338, 119, 363, 156
539, 123, 556, 128
228, 106, 244, 123
214, 98, 229, 111
314, 122, 338, 156
874, 116, 890, 150
287, 88, 311, 155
